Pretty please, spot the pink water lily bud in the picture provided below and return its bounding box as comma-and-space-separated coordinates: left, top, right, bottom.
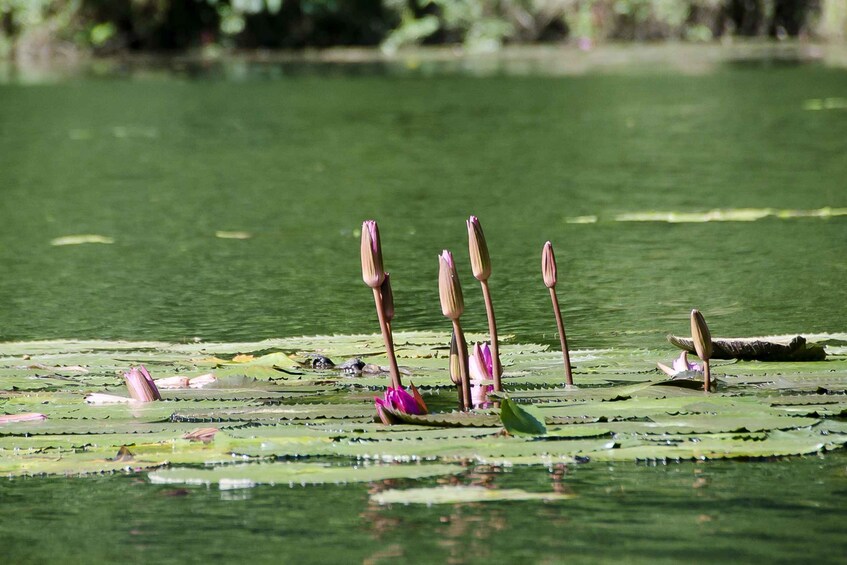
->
124, 365, 162, 402
361, 220, 385, 288
380, 273, 395, 323
438, 250, 464, 320
469, 343, 495, 407
690, 309, 713, 361
542, 241, 557, 288
469, 342, 493, 380
467, 216, 491, 281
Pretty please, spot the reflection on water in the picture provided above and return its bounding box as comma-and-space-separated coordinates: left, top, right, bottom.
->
2, 454, 845, 563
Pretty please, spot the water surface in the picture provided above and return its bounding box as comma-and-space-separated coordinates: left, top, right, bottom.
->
1, 51, 845, 348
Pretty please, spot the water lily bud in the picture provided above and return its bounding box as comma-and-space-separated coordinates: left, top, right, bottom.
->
380, 273, 394, 322
449, 332, 461, 385
690, 309, 713, 361
542, 241, 557, 288
124, 365, 161, 402
438, 250, 464, 320
467, 216, 491, 281
360, 220, 385, 288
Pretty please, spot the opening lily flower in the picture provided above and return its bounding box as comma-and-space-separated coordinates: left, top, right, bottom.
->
469, 342, 495, 408
124, 365, 162, 402
374, 384, 428, 425
657, 351, 703, 377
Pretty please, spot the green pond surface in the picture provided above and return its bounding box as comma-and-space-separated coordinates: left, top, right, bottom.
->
1, 46, 846, 563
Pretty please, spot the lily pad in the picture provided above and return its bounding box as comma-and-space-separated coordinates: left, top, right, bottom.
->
371, 485, 574, 505
148, 461, 462, 489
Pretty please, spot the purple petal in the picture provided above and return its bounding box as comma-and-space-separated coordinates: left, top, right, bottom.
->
481, 343, 493, 375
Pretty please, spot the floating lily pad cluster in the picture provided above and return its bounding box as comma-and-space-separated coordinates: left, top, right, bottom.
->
1, 332, 846, 485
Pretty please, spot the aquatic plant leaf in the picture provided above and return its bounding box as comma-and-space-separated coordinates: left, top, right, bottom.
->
50, 234, 114, 246
500, 397, 547, 436
371, 485, 574, 505
148, 462, 463, 488
583, 430, 847, 461
386, 411, 502, 428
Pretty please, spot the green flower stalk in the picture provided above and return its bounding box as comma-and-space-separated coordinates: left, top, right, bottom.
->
439, 250, 471, 410
542, 241, 574, 386
467, 215, 502, 391
690, 309, 713, 392
361, 220, 402, 389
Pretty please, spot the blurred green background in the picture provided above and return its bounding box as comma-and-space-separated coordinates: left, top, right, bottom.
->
2, 1, 846, 60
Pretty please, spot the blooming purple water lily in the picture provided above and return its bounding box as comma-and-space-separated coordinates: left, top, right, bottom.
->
469, 342, 495, 407
657, 351, 703, 377
374, 384, 428, 425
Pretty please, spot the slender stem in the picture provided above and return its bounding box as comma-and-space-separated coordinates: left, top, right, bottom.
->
373, 287, 402, 389
480, 280, 502, 391
451, 319, 472, 411
549, 287, 573, 386
703, 360, 711, 393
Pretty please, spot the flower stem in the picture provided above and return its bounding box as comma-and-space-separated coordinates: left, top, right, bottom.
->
703, 360, 711, 393
451, 319, 472, 411
480, 279, 502, 391
548, 287, 573, 386
373, 287, 402, 389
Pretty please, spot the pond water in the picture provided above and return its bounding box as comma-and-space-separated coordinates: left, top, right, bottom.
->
1, 48, 846, 349
1, 46, 846, 563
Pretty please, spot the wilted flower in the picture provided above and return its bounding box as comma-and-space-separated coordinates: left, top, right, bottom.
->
469, 342, 494, 407
0, 412, 47, 424
374, 384, 428, 425
361, 220, 385, 289
657, 351, 703, 377
154, 376, 191, 389
690, 309, 713, 361
124, 365, 161, 402
189, 373, 217, 388
438, 250, 464, 319
467, 216, 491, 281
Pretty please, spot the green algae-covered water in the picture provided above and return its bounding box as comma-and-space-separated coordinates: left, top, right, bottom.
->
1, 47, 846, 563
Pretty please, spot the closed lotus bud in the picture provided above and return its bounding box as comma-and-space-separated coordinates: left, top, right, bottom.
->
690, 309, 713, 360
542, 241, 557, 288
361, 220, 385, 288
438, 250, 464, 320
380, 273, 394, 322
449, 331, 461, 385
467, 216, 491, 281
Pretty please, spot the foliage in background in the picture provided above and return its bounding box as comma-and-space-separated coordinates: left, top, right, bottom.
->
1, 0, 845, 59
